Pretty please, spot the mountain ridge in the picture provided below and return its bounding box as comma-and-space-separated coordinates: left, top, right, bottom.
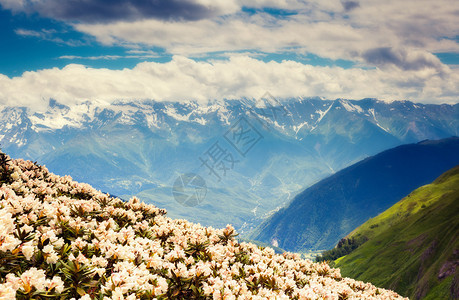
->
1, 98, 458, 233
251, 137, 459, 251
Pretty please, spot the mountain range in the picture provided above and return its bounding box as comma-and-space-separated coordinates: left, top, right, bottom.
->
251, 137, 459, 251
1, 97, 458, 234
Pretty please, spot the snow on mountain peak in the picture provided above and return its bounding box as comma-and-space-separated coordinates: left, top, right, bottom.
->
29, 100, 107, 131
339, 99, 363, 113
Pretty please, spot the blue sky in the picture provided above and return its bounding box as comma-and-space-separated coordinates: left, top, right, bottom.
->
0, 0, 458, 109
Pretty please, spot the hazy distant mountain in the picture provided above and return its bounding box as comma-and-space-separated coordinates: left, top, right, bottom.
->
334, 165, 459, 299
251, 137, 459, 251
1, 98, 458, 233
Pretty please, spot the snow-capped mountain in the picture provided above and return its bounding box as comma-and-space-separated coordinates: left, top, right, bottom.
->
1, 97, 458, 234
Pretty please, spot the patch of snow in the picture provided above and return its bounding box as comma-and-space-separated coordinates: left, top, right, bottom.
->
311, 102, 334, 132
193, 117, 207, 126
340, 100, 363, 113
273, 120, 285, 130
216, 105, 231, 125
145, 113, 161, 129
293, 121, 309, 134
368, 108, 389, 133
117, 113, 136, 125
163, 105, 192, 122
30, 101, 106, 130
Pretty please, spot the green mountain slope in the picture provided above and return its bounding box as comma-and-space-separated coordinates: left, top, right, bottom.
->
334, 166, 459, 299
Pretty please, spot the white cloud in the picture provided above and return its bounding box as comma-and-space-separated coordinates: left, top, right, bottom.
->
362, 48, 449, 74
74, 16, 373, 60
73, 0, 459, 70
14, 28, 87, 46
58, 51, 160, 60
0, 56, 457, 112
0, 0, 25, 11
15, 29, 43, 38
4, 0, 458, 75
3, 0, 458, 70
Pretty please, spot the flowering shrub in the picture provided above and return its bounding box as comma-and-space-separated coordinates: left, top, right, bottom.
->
0, 152, 407, 299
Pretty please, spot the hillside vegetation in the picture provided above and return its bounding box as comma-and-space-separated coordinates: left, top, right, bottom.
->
334, 166, 459, 299
0, 151, 406, 299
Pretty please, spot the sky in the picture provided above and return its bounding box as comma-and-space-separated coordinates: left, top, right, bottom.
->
0, 0, 458, 110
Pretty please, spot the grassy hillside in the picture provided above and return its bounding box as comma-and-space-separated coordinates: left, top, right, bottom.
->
334, 166, 459, 299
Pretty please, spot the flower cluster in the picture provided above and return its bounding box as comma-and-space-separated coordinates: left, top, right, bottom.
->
0, 152, 407, 299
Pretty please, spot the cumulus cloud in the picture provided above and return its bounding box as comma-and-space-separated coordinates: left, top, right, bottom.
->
0, 56, 457, 111
1, 0, 457, 108
74, 16, 372, 60
72, 0, 459, 63
3, 0, 458, 71
362, 47, 448, 73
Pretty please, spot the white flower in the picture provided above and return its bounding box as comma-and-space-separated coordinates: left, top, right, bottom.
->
53, 238, 65, 249
46, 251, 59, 264
20, 224, 34, 234
0, 282, 16, 299
15, 267, 47, 293
76, 252, 89, 264
46, 276, 65, 293
154, 276, 168, 295
10, 171, 20, 181
42, 244, 54, 254
0, 235, 20, 253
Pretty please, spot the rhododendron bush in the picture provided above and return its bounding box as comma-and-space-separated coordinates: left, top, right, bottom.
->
0, 152, 407, 299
